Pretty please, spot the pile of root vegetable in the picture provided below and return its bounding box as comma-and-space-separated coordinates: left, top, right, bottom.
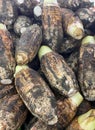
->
0, 0, 95, 130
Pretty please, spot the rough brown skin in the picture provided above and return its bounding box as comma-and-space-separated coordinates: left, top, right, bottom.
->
15, 24, 42, 65
0, 84, 17, 99
40, 52, 79, 97
66, 118, 82, 130
57, 0, 94, 10
78, 44, 95, 101
60, 36, 81, 54
61, 8, 84, 39
15, 67, 57, 125
76, 8, 95, 28
57, 0, 80, 9
42, 3, 63, 52
28, 119, 57, 130
0, 0, 18, 26
77, 100, 91, 116
0, 29, 16, 84
14, 15, 32, 36
0, 94, 28, 130
57, 98, 77, 128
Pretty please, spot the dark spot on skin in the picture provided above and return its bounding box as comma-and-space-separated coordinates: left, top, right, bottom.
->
7, 99, 17, 112
32, 86, 44, 98
19, 104, 27, 113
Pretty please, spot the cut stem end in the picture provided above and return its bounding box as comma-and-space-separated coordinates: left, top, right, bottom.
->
44, 0, 58, 6
0, 23, 7, 30
38, 45, 52, 60
70, 92, 83, 107
14, 65, 28, 77
78, 109, 95, 130
82, 36, 95, 45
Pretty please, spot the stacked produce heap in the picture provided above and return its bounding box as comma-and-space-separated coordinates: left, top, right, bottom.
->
0, 0, 94, 130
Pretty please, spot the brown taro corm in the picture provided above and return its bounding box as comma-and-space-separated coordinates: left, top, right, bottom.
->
66, 109, 95, 130
57, 0, 94, 10
0, 94, 28, 130
0, 0, 18, 26
57, 0, 80, 9
0, 23, 16, 85
14, 0, 39, 16
14, 65, 58, 125
60, 36, 81, 54
42, 0, 63, 53
61, 8, 84, 40
27, 92, 83, 129
76, 8, 95, 28
38, 46, 79, 98
78, 36, 95, 101
14, 15, 32, 36
57, 92, 83, 128
15, 24, 42, 65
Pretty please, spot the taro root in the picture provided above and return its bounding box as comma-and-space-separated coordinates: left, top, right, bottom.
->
57, 0, 80, 10
0, 94, 28, 130
57, 92, 83, 128
66, 109, 95, 130
76, 8, 95, 28
42, 0, 63, 52
0, 0, 18, 26
15, 24, 42, 65
14, 15, 32, 36
14, 0, 39, 16
57, 0, 94, 10
38, 46, 79, 97
27, 118, 57, 130
60, 36, 81, 54
61, 8, 84, 40
0, 23, 16, 85
14, 65, 58, 125
78, 36, 95, 101
77, 100, 91, 116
